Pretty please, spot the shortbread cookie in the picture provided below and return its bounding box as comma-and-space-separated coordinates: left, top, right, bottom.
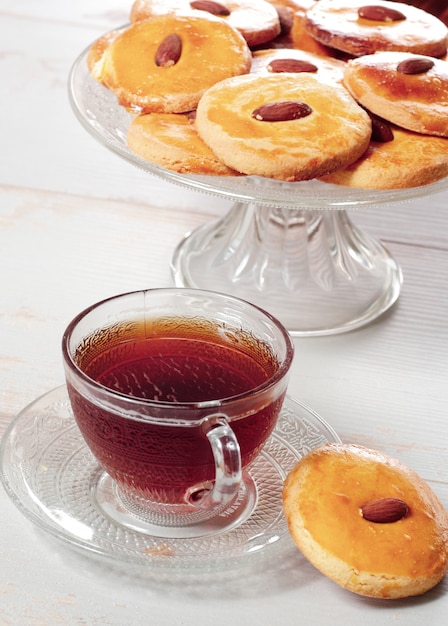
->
251, 48, 345, 85
87, 13, 252, 113
321, 121, 448, 188
130, 0, 281, 47
283, 443, 448, 599
343, 51, 448, 136
264, 0, 342, 55
195, 73, 371, 181
303, 0, 448, 58
127, 112, 239, 175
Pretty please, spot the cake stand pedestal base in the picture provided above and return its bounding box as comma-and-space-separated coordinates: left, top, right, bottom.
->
172, 203, 402, 336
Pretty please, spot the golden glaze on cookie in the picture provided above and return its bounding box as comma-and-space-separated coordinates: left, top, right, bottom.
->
89, 14, 252, 113
283, 443, 448, 599
304, 0, 448, 58
251, 48, 345, 85
130, 0, 281, 46
87, 29, 122, 77
321, 122, 448, 188
127, 113, 238, 175
195, 73, 371, 181
343, 51, 448, 136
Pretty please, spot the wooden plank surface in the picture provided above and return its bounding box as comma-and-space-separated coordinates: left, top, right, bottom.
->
1, 3, 447, 625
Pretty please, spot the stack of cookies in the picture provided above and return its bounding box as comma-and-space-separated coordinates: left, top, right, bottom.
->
87, 0, 448, 189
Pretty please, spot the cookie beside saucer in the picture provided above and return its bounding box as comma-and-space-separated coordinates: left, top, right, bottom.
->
283, 443, 448, 598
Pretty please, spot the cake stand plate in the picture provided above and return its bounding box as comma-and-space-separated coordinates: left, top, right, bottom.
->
68, 45, 448, 335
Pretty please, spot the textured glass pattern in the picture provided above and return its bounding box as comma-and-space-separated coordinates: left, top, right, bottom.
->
0, 386, 340, 576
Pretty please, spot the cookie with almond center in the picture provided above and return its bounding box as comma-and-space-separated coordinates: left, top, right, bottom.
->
195, 73, 372, 181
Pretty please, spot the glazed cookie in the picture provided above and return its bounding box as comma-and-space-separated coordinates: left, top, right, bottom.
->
130, 0, 281, 47
195, 73, 371, 181
283, 443, 448, 599
87, 29, 122, 75
343, 51, 448, 136
263, 0, 340, 55
303, 0, 448, 58
88, 13, 252, 113
320, 120, 448, 188
127, 112, 239, 175
251, 48, 345, 85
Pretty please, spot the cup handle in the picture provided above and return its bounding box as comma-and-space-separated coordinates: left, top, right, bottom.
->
190, 416, 242, 510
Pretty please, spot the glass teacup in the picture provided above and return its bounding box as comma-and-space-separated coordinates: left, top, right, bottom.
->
62, 288, 294, 536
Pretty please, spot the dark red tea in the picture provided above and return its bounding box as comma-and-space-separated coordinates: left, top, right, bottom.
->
66, 317, 286, 504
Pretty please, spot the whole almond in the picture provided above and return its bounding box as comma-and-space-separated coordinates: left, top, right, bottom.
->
190, 0, 230, 16
155, 33, 182, 67
252, 101, 312, 122
397, 57, 435, 75
358, 5, 406, 22
361, 497, 409, 523
268, 59, 318, 74
371, 117, 394, 142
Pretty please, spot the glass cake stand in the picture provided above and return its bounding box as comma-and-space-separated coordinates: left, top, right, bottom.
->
68, 46, 448, 336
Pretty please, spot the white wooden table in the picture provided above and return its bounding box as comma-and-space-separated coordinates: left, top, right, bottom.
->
1, 2, 447, 624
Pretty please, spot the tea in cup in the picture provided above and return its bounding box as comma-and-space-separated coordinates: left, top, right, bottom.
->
62, 288, 294, 534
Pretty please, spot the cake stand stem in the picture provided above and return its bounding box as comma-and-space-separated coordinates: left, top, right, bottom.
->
171, 203, 402, 336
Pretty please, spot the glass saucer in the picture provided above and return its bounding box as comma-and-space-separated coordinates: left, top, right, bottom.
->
0, 386, 340, 575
